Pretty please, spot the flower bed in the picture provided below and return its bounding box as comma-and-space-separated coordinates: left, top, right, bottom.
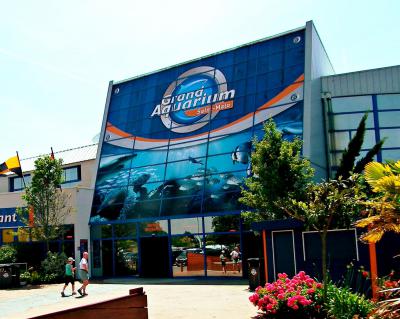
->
249, 271, 375, 319
249, 271, 324, 318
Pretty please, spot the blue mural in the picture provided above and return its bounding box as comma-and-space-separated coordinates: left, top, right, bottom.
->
91, 30, 305, 223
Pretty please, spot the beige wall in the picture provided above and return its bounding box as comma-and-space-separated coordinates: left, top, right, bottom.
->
0, 159, 96, 263
0, 159, 96, 195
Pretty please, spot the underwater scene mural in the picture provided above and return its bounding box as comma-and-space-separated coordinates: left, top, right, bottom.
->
90, 29, 305, 223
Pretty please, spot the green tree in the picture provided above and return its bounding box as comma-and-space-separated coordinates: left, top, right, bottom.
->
356, 160, 400, 243
284, 176, 365, 300
211, 215, 240, 232
0, 245, 17, 263
335, 113, 385, 179
17, 156, 72, 250
239, 119, 314, 222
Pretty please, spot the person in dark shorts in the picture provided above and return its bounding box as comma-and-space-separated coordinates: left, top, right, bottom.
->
220, 250, 227, 274
61, 257, 76, 297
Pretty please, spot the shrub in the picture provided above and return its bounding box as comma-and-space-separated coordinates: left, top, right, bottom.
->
20, 271, 31, 283
338, 263, 371, 296
377, 271, 400, 301
30, 271, 42, 285
249, 271, 325, 318
368, 288, 400, 318
0, 245, 17, 263
40, 251, 67, 282
326, 282, 375, 319
40, 273, 58, 284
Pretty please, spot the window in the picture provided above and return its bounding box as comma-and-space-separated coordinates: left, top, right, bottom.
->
377, 94, 400, 110
9, 175, 31, 192
331, 96, 372, 113
9, 166, 81, 192
62, 166, 81, 184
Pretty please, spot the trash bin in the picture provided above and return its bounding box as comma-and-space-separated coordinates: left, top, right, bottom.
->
11, 264, 20, 287
0, 264, 13, 289
247, 258, 265, 291
0, 264, 21, 288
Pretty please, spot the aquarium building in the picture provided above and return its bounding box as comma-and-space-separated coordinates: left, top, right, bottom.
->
89, 21, 335, 278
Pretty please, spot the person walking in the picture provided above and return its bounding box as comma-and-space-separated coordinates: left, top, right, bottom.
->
61, 257, 76, 297
230, 247, 241, 273
220, 250, 227, 274
77, 252, 89, 296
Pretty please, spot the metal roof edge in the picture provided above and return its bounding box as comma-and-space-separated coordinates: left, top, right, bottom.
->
321, 64, 400, 79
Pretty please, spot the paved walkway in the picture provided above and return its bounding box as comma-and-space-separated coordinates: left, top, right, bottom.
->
0, 279, 258, 319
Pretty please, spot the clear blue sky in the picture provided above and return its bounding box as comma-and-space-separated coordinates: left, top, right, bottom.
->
1, 0, 399, 161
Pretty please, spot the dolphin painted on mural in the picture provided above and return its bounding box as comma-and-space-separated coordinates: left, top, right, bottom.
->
97, 187, 128, 220
96, 153, 137, 187
231, 142, 252, 165
131, 173, 151, 192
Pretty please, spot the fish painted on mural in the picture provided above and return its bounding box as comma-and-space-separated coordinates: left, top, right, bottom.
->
188, 156, 204, 165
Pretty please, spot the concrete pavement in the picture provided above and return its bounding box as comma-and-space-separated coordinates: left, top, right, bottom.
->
0, 279, 259, 319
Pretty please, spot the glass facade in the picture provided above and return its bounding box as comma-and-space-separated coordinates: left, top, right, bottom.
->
90, 29, 306, 277
329, 93, 400, 170
0, 224, 75, 269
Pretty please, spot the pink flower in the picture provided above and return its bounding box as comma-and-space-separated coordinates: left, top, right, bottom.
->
278, 273, 288, 279
277, 293, 285, 300
266, 304, 274, 310
249, 293, 259, 304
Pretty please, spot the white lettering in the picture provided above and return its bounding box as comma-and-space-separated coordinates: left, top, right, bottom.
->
182, 100, 192, 110
0, 214, 18, 224
218, 89, 235, 100
151, 104, 162, 117
195, 87, 204, 98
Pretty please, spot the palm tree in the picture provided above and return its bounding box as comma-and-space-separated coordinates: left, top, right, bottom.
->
356, 160, 400, 243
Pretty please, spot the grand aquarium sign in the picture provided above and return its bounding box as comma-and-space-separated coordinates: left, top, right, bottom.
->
91, 29, 305, 223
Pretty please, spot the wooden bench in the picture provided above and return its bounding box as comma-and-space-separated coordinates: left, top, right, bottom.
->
29, 287, 148, 319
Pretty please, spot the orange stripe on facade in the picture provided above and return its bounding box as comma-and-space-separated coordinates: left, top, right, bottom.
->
257, 74, 304, 110
106, 74, 304, 144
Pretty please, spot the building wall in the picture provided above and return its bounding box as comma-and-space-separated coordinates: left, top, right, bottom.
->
321, 65, 400, 96
303, 21, 335, 180
0, 158, 96, 265
322, 66, 400, 170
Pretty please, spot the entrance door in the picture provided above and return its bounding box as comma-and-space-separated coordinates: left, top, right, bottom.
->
272, 230, 296, 280
101, 240, 113, 277
139, 236, 169, 277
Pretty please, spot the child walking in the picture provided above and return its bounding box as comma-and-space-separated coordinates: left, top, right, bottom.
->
61, 257, 76, 297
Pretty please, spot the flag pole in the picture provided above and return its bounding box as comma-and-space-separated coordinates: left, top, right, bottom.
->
16, 151, 26, 189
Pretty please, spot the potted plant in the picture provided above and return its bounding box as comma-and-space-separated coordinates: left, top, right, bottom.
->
20, 271, 31, 286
